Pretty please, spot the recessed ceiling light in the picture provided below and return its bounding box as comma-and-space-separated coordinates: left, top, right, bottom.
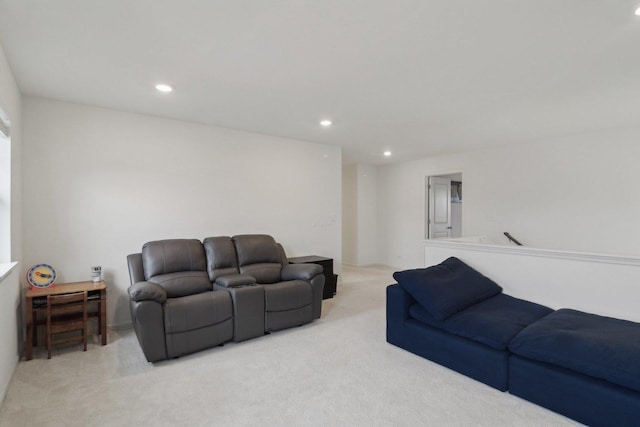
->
635, 6, 640, 16
383, 151, 392, 157
155, 83, 173, 93
320, 119, 332, 127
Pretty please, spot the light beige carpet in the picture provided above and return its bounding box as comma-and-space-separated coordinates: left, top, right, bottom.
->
0, 265, 580, 426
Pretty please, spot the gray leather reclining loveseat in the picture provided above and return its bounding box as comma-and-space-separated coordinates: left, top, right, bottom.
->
127, 234, 325, 362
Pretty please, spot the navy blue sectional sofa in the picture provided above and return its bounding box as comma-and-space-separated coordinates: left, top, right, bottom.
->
387, 257, 640, 427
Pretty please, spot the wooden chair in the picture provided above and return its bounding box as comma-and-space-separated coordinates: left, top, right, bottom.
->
46, 291, 88, 359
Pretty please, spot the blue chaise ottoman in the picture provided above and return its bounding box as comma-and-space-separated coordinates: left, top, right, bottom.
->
509, 309, 640, 427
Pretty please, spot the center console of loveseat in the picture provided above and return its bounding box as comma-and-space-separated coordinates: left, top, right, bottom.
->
213, 274, 264, 342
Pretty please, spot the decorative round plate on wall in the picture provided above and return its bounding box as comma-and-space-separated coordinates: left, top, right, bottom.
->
27, 264, 57, 288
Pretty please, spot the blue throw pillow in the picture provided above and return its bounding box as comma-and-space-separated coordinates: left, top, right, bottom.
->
393, 257, 502, 321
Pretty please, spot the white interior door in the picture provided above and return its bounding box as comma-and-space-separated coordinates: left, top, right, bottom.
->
427, 176, 452, 239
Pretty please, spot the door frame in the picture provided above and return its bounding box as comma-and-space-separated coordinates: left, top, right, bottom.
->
426, 172, 462, 239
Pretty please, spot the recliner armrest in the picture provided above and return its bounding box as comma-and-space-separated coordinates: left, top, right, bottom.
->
281, 264, 322, 281
215, 274, 257, 288
128, 281, 167, 303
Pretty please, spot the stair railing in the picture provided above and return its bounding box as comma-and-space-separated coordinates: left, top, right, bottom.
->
503, 232, 523, 246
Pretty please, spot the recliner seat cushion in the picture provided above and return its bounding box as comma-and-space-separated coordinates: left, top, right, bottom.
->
394, 257, 503, 321
409, 294, 553, 350
164, 291, 232, 334
142, 239, 207, 279
240, 263, 282, 284
264, 280, 312, 312
148, 271, 212, 298
509, 308, 640, 393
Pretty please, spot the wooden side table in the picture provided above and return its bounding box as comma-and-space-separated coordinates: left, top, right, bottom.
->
288, 256, 338, 299
26, 280, 107, 360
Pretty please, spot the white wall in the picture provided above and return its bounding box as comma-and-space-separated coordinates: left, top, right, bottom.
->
378, 129, 640, 269
425, 241, 640, 323
342, 164, 357, 265
0, 41, 22, 406
342, 163, 377, 266
22, 97, 342, 327
357, 164, 378, 265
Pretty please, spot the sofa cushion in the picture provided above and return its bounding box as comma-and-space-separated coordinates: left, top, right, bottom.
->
394, 257, 502, 321
509, 309, 640, 393
264, 280, 312, 312
142, 239, 207, 279
409, 294, 553, 350
240, 263, 282, 284
148, 271, 212, 298
164, 291, 232, 334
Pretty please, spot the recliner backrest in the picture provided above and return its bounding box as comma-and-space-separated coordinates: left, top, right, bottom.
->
141, 239, 211, 298
142, 239, 207, 278
232, 234, 283, 284
203, 236, 240, 281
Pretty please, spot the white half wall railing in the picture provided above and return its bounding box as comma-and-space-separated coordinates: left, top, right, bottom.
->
425, 236, 640, 323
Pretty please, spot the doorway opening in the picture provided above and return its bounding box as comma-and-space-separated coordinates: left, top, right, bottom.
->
426, 173, 462, 239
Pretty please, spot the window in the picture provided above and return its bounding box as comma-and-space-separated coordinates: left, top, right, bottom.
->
0, 107, 11, 263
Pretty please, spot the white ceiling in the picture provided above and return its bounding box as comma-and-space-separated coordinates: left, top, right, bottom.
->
1, 1, 639, 164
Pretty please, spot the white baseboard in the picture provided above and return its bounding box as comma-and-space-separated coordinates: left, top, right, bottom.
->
108, 321, 133, 331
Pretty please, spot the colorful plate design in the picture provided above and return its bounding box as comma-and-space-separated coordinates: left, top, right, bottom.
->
27, 264, 57, 288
